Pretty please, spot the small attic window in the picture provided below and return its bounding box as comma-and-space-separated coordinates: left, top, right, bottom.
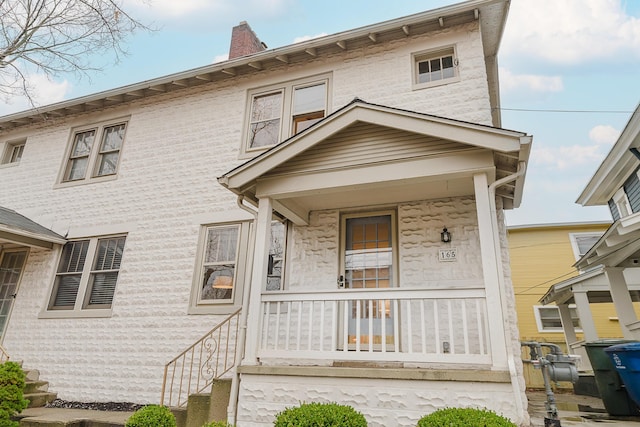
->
2, 140, 25, 165
412, 47, 460, 90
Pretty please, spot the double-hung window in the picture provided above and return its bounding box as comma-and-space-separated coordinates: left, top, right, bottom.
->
412, 47, 459, 89
1, 140, 25, 165
245, 75, 330, 153
61, 120, 127, 183
47, 235, 126, 316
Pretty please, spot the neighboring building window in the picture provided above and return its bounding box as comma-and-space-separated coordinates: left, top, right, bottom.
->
61, 121, 127, 183
48, 235, 126, 313
245, 75, 330, 153
534, 305, 581, 332
1, 140, 25, 164
267, 221, 287, 291
569, 232, 603, 261
413, 47, 459, 89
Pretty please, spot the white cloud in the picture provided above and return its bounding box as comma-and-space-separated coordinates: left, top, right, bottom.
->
532, 144, 606, 171
0, 74, 70, 116
589, 125, 620, 145
502, 0, 640, 65
499, 68, 563, 93
213, 53, 229, 63
293, 33, 328, 44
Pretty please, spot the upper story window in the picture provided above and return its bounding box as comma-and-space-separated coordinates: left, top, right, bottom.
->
1, 140, 25, 165
412, 47, 459, 90
569, 232, 602, 261
612, 187, 632, 219
45, 235, 126, 317
61, 120, 127, 184
244, 75, 330, 155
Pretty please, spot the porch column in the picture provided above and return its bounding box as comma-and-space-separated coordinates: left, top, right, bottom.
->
558, 303, 592, 371
243, 196, 273, 365
573, 291, 599, 341
604, 267, 640, 339
473, 173, 508, 368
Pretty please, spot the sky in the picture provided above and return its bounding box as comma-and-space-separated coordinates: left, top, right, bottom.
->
2, 0, 640, 227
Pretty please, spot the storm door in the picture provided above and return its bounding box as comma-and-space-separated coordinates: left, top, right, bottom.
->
0, 250, 27, 342
340, 212, 396, 349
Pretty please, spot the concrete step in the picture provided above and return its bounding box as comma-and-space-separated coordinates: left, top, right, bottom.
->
25, 380, 49, 394
25, 391, 58, 408
16, 407, 132, 427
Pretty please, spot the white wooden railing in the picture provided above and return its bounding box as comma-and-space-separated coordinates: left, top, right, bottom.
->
258, 287, 491, 364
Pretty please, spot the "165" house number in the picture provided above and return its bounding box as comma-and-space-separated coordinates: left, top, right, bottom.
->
438, 248, 458, 262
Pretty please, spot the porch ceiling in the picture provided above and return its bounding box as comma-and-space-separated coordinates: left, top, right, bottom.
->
541, 266, 640, 305
0, 206, 66, 250
219, 101, 531, 225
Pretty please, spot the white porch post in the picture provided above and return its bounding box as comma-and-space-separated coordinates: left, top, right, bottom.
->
558, 303, 592, 370
473, 173, 508, 368
573, 291, 599, 342
604, 267, 640, 339
243, 196, 273, 365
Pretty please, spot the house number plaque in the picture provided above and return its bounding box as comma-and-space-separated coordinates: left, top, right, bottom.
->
438, 248, 458, 262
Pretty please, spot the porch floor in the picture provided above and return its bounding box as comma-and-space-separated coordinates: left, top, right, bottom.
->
13, 390, 640, 426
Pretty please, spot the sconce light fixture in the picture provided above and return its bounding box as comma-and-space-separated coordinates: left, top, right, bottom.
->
441, 227, 451, 243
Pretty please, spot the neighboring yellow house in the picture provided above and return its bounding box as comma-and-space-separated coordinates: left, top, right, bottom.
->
508, 221, 612, 388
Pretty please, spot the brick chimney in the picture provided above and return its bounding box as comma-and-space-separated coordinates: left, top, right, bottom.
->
229, 21, 266, 60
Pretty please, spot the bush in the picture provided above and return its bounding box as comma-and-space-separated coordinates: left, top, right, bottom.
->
202, 422, 233, 427
274, 402, 367, 427
417, 407, 516, 427
125, 405, 176, 427
0, 361, 29, 427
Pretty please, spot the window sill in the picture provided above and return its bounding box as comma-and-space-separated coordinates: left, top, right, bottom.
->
188, 304, 242, 315
38, 309, 113, 319
412, 76, 460, 91
53, 174, 118, 189
0, 162, 20, 169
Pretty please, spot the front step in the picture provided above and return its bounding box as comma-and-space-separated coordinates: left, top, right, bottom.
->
23, 369, 57, 408
16, 407, 133, 427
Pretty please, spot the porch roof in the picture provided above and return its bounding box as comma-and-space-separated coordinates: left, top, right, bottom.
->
0, 206, 66, 249
540, 266, 640, 306
218, 100, 531, 225
575, 213, 640, 270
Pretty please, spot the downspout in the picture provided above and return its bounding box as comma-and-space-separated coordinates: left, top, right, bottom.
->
227, 195, 258, 425
487, 161, 527, 423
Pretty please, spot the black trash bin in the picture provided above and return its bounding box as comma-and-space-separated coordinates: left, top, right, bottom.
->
605, 342, 640, 407
584, 339, 640, 416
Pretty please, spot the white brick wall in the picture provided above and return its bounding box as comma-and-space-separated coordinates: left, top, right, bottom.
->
236, 374, 520, 427
0, 20, 507, 407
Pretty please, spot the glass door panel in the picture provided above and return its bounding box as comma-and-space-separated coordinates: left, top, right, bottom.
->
0, 250, 27, 342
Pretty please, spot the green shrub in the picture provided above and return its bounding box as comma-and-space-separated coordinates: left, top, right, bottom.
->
202, 422, 233, 427
417, 407, 516, 427
0, 361, 29, 427
274, 402, 367, 427
125, 405, 176, 427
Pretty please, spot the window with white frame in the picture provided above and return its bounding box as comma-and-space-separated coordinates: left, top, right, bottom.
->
1, 140, 25, 165
190, 221, 287, 314
61, 121, 127, 183
413, 47, 459, 88
534, 305, 581, 332
245, 75, 330, 153
569, 232, 602, 261
48, 235, 126, 314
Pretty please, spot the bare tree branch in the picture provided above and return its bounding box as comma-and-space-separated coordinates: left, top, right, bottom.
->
0, 0, 152, 103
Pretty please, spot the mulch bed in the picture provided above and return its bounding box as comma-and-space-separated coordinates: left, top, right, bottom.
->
45, 399, 145, 412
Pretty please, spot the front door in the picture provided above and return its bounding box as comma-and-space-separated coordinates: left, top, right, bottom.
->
0, 250, 27, 342
340, 213, 396, 348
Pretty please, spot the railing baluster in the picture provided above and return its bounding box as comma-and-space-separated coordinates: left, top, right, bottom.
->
476, 299, 485, 355
381, 298, 387, 353
356, 299, 361, 352
433, 300, 440, 354
447, 300, 454, 355
263, 301, 271, 350
407, 299, 413, 354
285, 301, 292, 350
393, 299, 399, 353
331, 301, 337, 351
368, 299, 373, 352
296, 301, 303, 351
343, 300, 349, 352
462, 300, 469, 354
320, 301, 325, 352
275, 302, 281, 350
308, 301, 314, 351
420, 299, 426, 354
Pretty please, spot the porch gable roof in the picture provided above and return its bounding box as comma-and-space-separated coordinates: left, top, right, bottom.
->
218, 100, 531, 222
0, 206, 66, 249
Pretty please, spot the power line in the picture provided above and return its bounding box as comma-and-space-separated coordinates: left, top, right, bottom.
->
514, 269, 579, 296
497, 107, 634, 114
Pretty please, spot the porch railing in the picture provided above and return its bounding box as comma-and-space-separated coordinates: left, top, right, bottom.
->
259, 287, 491, 364
160, 308, 241, 407
0, 345, 8, 363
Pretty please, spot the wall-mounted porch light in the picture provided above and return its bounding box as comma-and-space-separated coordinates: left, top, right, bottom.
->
441, 227, 451, 243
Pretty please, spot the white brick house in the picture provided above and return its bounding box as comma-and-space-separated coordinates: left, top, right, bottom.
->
0, 1, 532, 426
